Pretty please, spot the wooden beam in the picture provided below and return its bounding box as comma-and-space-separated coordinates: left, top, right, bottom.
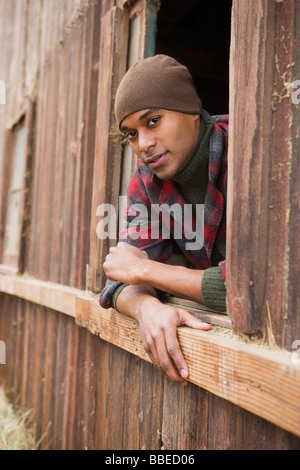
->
0, 271, 80, 317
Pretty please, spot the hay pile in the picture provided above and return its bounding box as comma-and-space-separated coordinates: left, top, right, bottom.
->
0, 387, 40, 450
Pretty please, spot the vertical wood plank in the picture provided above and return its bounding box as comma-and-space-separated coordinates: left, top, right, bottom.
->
161, 380, 209, 450
47, 44, 68, 286
64, 320, 79, 450
137, 361, 164, 450
71, 0, 102, 289
0, 131, 13, 261
19, 99, 36, 273
38, 49, 60, 282
227, 0, 300, 344
93, 337, 112, 449
29, 303, 49, 448
60, 22, 83, 287
88, 6, 129, 292
98, 342, 127, 450
227, 0, 275, 333
283, 0, 300, 348
122, 354, 141, 449
71, 327, 97, 450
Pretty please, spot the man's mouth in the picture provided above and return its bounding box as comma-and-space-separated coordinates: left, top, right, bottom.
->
145, 152, 168, 169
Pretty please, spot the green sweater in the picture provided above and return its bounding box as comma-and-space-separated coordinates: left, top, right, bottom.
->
112, 110, 226, 312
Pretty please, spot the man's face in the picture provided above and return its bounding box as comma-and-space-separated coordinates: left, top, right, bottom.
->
120, 108, 200, 180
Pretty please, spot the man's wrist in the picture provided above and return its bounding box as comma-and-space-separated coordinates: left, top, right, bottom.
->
115, 283, 160, 321
135, 292, 162, 321
136, 259, 157, 286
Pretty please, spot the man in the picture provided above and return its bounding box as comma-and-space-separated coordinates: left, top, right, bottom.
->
100, 55, 228, 386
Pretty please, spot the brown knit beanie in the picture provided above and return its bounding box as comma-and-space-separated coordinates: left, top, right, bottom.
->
114, 55, 202, 128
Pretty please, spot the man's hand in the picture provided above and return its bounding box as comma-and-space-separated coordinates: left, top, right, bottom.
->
103, 242, 211, 385
139, 303, 211, 385
116, 287, 211, 386
103, 242, 148, 285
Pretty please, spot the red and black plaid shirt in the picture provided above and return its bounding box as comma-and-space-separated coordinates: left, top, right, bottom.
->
100, 114, 228, 308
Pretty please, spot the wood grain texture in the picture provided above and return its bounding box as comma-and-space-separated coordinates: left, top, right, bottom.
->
0, 272, 80, 317
75, 294, 300, 438
227, 0, 300, 347
26, 0, 102, 289
88, 6, 129, 292
1, 291, 300, 449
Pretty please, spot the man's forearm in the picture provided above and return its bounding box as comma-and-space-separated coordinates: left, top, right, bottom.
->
104, 242, 204, 305
137, 261, 204, 304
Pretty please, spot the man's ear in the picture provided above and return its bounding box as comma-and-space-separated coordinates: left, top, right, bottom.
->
192, 114, 201, 130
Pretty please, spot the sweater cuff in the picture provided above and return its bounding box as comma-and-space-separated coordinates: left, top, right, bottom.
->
201, 267, 227, 312
112, 283, 129, 311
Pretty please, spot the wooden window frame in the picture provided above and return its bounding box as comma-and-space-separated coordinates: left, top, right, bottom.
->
88, 0, 231, 323
0, 100, 35, 274
88, 1, 229, 325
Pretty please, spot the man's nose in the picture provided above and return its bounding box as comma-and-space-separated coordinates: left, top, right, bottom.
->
138, 130, 155, 153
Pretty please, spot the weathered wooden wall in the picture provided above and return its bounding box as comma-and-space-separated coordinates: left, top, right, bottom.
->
1, 293, 300, 450
0, 0, 106, 289
27, 0, 103, 289
0, 0, 300, 450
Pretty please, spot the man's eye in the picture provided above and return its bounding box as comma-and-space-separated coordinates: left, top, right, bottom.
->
148, 116, 160, 127
122, 131, 137, 143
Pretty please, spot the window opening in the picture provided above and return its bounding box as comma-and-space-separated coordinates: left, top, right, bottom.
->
154, 0, 232, 319
118, 0, 231, 230
116, 0, 231, 322
155, 0, 231, 115
2, 120, 27, 268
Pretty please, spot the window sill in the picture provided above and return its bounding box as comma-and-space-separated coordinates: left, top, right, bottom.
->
162, 294, 231, 328
0, 264, 19, 276
0, 270, 299, 438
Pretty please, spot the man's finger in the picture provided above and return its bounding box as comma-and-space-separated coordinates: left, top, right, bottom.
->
179, 309, 211, 330
154, 332, 187, 385
164, 327, 189, 382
